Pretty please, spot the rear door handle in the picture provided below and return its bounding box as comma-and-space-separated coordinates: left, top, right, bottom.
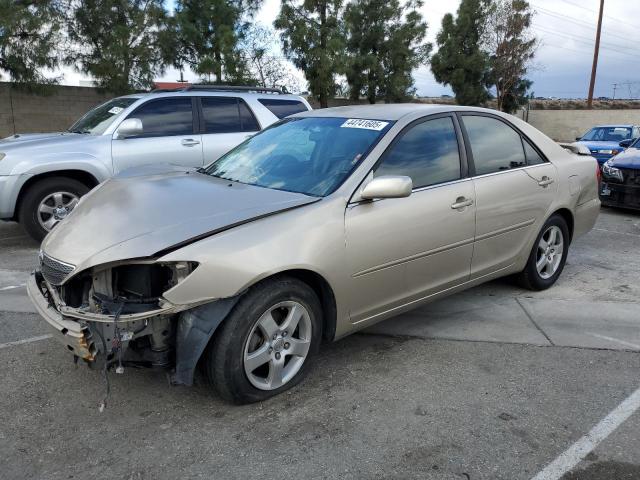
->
451, 197, 474, 210
181, 138, 200, 147
538, 176, 554, 187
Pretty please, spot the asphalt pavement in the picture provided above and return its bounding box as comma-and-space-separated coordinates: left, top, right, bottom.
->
1, 207, 639, 480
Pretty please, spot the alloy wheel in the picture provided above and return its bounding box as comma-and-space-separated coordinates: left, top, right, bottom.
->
536, 225, 564, 279
37, 191, 80, 232
243, 301, 312, 391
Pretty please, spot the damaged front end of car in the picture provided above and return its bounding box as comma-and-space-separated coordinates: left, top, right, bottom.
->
27, 252, 236, 386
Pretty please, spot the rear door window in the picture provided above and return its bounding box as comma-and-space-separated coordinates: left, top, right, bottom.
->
522, 138, 546, 165
462, 115, 527, 175
201, 97, 260, 133
257, 99, 309, 119
129, 98, 194, 137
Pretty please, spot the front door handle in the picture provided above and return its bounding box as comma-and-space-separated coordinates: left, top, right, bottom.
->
538, 176, 554, 187
451, 197, 474, 210
181, 138, 201, 147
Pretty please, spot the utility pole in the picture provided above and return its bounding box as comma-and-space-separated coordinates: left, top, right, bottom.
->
612, 83, 617, 100
587, 0, 604, 109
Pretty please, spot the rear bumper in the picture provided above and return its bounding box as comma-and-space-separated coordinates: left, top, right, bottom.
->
26, 272, 97, 361
600, 182, 640, 210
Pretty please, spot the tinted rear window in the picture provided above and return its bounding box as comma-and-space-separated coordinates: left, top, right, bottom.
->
258, 99, 308, 119
201, 97, 259, 133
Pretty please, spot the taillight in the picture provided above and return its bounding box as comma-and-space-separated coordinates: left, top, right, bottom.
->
596, 162, 602, 185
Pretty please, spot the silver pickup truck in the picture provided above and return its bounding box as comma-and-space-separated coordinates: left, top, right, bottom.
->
0, 86, 311, 241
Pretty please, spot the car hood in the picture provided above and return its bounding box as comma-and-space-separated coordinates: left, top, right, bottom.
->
609, 148, 640, 169
577, 140, 624, 152
41, 165, 319, 274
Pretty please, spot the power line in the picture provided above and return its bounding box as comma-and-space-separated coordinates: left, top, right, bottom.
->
557, 0, 638, 31
535, 26, 640, 59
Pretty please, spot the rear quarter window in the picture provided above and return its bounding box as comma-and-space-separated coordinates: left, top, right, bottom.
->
258, 99, 309, 119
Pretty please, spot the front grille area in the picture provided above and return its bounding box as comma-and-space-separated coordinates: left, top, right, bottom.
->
40, 252, 75, 286
621, 168, 640, 186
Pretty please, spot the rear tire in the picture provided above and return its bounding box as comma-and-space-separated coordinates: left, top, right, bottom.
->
517, 214, 570, 291
18, 177, 89, 242
206, 276, 323, 404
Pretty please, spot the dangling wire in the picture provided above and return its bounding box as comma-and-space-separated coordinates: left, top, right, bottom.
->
97, 302, 124, 413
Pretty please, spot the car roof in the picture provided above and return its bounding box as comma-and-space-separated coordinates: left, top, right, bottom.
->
291, 103, 502, 121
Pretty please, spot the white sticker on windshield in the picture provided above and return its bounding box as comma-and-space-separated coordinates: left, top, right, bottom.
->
108, 107, 124, 115
341, 118, 389, 131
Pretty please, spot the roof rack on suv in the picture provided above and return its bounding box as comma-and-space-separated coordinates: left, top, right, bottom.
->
149, 85, 288, 94
184, 85, 285, 94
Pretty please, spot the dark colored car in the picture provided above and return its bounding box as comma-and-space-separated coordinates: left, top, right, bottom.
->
601, 137, 640, 210
576, 124, 640, 164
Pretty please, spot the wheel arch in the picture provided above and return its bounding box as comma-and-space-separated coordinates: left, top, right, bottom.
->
551, 207, 575, 242
13, 170, 100, 220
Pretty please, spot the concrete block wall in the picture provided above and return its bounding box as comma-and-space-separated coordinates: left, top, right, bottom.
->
0, 83, 112, 138
524, 109, 640, 142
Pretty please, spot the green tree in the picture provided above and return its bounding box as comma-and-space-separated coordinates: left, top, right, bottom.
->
0, 0, 63, 88
484, 0, 536, 113
430, 0, 490, 106
344, 0, 430, 104
173, 0, 260, 84
67, 0, 170, 94
275, 0, 344, 108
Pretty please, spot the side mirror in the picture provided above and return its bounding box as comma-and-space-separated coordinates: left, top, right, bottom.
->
115, 118, 143, 139
360, 176, 412, 200
619, 138, 634, 148
575, 136, 582, 141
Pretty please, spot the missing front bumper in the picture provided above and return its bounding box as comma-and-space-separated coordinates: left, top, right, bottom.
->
26, 273, 97, 361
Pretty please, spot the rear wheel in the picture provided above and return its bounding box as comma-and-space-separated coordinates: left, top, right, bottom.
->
18, 177, 89, 242
517, 214, 570, 291
206, 276, 322, 404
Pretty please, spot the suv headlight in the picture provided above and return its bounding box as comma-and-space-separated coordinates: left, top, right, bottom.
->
602, 160, 624, 182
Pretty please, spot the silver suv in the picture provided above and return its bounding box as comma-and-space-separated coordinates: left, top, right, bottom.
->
0, 85, 311, 241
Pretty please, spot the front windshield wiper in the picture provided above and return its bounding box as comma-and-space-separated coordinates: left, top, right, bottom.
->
67, 129, 89, 134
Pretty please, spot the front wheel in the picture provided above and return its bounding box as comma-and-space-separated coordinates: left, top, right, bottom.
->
18, 177, 89, 242
205, 276, 323, 404
517, 214, 570, 291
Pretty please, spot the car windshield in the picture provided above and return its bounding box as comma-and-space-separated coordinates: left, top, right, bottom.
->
203, 117, 392, 197
68, 97, 138, 135
581, 127, 632, 142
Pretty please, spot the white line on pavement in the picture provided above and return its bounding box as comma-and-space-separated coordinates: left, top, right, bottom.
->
0, 284, 25, 291
586, 332, 640, 350
0, 334, 53, 350
531, 386, 640, 480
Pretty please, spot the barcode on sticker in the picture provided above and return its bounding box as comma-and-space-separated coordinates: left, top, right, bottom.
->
341, 119, 389, 131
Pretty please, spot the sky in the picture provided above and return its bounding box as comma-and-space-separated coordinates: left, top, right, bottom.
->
59, 0, 640, 99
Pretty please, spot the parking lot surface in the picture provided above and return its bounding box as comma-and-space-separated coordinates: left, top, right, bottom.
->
1, 208, 639, 480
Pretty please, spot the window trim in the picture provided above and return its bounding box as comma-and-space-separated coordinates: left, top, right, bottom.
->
456, 111, 548, 177
369, 112, 469, 191
197, 96, 261, 134
124, 96, 197, 139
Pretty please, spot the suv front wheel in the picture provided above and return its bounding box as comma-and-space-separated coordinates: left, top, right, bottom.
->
18, 177, 89, 242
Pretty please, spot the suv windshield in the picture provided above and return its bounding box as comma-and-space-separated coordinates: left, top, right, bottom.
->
68, 97, 138, 135
581, 127, 632, 142
204, 117, 392, 197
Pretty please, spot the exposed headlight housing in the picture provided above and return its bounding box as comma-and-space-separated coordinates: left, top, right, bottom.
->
602, 160, 624, 182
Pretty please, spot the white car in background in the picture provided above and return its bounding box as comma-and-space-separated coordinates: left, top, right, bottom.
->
0, 85, 311, 241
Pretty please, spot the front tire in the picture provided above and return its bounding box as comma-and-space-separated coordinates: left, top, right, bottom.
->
18, 177, 89, 242
517, 214, 570, 291
206, 276, 323, 404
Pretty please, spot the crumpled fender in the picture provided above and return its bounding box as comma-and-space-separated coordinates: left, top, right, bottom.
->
171, 296, 240, 386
